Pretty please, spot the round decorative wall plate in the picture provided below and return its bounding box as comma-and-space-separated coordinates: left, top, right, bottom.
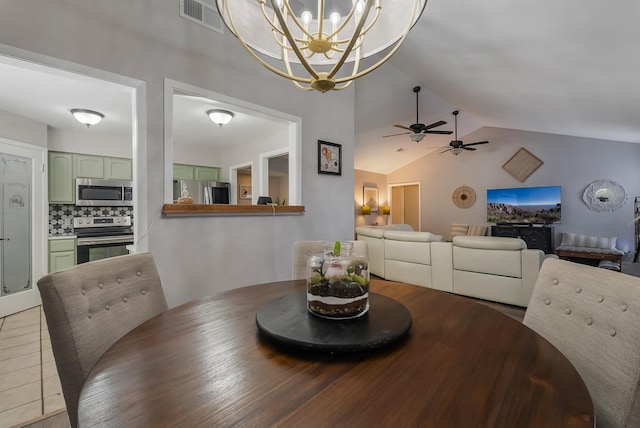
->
582, 179, 628, 212
453, 185, 476, 208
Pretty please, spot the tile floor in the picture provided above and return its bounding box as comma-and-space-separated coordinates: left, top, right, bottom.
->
0, 307, 65, 428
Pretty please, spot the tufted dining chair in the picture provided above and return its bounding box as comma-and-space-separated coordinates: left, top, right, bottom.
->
37, 252, 168, 428
293, 240, 368, 280
523, 258, 640, 428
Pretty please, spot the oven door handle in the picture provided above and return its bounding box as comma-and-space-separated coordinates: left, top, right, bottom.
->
77, 236, 134, 246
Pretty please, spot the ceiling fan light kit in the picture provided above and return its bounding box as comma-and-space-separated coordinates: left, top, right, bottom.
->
70, 108, 104, 128
215, 0, 426, 93
410, 133, 426, 143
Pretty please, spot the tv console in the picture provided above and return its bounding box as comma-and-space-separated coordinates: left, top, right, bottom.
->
491, 224, 554, 254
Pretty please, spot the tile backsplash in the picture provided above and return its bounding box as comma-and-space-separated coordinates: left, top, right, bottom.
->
49, 204, 134, 236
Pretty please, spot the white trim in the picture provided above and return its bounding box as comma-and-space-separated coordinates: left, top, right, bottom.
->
0, 43, 147, 253
163, 78, 302, 205
387, 181, 421, 231
229, 161, 253, 204
258, 147, 289, 202
0, 138, 47, 317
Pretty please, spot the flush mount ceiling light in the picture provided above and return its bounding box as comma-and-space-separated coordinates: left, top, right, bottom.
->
70, 109, 104, 128
215, 0, 426, 93
207, 109, 235, 127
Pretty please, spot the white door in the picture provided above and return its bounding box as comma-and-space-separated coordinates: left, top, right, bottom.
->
0, 138, 46, 317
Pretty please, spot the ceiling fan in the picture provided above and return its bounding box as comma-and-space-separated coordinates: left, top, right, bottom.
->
439, 110, 489, 155
383, 86, 452, 143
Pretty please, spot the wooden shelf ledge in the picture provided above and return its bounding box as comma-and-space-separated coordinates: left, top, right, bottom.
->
162, 203, 305, 217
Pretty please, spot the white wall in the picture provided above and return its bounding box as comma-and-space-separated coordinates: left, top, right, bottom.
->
0, 109, 47, 148
388, 126, 640, 254
0, 1, 356, 306
48, 128, 131, 158
219, 128, 289, 181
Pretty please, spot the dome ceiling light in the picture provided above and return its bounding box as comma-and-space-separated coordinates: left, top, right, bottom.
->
70, 109, 104, 128
207, 109, 235, 127
216, 0, 427, 93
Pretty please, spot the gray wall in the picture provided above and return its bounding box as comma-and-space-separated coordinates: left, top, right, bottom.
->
387, 126, 640, 255
0, 1, 356, 307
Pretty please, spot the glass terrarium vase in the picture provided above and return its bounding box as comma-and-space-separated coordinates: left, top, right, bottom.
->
306, 241, 370, 319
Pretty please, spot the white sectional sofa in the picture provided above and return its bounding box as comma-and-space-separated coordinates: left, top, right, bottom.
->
383, 230, 443, 288
355, 226, 547, 307
355, 224, 425, 278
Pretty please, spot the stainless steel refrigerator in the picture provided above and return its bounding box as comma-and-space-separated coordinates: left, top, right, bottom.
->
172, 180, 230, 204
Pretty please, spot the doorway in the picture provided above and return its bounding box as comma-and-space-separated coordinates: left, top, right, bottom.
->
0, 47, 144, 316
389, 182, 421, 231
0, 138, 47, 317
231, 164, 253, 205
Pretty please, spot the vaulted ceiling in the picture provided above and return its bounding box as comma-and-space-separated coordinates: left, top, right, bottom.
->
356, 0, 640, 174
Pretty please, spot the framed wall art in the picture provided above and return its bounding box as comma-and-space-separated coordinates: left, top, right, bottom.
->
318, 140, 342, 175
239, 185, 252, 200
502, 147, 543, 183
363, 186, 379, 212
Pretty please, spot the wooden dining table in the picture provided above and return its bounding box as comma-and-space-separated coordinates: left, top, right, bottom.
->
78, 280, 594, 427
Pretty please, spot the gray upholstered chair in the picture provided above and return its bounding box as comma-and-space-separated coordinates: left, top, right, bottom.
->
523, 258, 640, 427
37, 252, 168, 428
293, 240, 368, 280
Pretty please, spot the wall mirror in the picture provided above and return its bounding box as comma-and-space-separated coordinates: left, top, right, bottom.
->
164, 79, 301, 206
582, 179, 628, 212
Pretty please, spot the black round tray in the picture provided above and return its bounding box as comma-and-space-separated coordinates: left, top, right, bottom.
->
256, 292, 412, 354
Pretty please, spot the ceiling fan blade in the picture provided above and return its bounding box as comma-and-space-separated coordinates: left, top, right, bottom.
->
463, 147, 477, 151
439, 148, 452, 154
424, 130, 453, 135
383, 132, 411, 138
463, 141, 489, 147
424, 120, 447, 130
393, 124, 412, 131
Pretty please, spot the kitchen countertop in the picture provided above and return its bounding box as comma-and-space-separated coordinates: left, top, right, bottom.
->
48, 235, 77, 240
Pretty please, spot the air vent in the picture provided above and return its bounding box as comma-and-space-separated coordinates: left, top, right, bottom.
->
180, 0, 224, 34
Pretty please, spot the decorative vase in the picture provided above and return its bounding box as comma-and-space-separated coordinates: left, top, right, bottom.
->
306, 241, 370, 319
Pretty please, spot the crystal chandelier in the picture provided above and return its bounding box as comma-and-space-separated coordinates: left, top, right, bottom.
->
216, 0, 426, 93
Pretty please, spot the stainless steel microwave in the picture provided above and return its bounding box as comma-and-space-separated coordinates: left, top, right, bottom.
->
75, 178, 133, 206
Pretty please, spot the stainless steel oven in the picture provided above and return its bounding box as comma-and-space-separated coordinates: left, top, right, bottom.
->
74, 216, 134, 264
76, 178, 133, 206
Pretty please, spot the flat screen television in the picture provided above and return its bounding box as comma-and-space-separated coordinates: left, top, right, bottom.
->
487, 185, 561, 224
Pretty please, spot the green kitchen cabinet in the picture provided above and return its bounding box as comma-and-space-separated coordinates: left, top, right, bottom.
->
48, 238, 76, 273
48, 152, 74, 203
173, 163, 195, 180
174, 164, 220, 181
48, 152, 133, 203
75, 154, 104, 178
194, 166, 219, 181
105, 157, 133, 180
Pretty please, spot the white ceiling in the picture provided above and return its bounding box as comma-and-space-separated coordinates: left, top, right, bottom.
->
0, 56, 133, 139
1, 0, 638, 176
360, 0, 640, 173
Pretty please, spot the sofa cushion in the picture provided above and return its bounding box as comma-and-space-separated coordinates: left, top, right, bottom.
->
560, 233, 617, 250
453, 236, 526, 251
449, 224, 469, 241
355, 224, 414, 239
453, 236, 527, 279
385, 239, 432, 265
383, 231, 442, 243
467, 225, 488, 236
355, 226, 386, 239
453, 246, 523, 278
556, 245, 624, 256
